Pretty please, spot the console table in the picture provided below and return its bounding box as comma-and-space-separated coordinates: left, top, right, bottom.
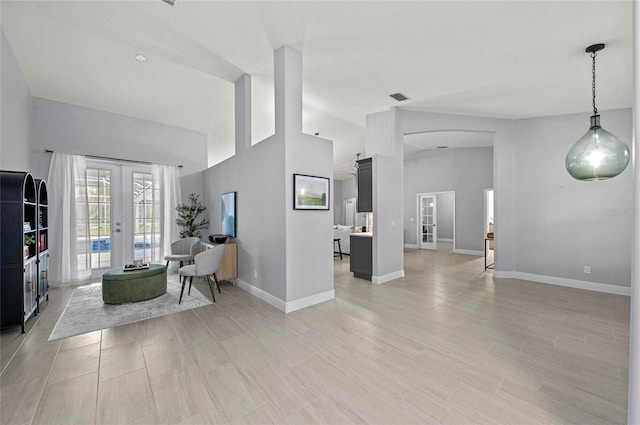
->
201, 242, 237, 282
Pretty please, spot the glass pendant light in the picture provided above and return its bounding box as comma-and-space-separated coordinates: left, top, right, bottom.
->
565, 43, 630, 181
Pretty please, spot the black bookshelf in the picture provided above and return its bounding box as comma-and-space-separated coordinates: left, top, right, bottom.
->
1, 171, 38, 333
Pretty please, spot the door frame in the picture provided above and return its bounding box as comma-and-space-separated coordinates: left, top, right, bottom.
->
416, 191, 456, 251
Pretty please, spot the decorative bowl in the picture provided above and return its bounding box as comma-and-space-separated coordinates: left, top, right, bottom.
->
208, 234, 228, 244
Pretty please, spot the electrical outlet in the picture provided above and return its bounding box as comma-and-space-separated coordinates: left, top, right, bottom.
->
254, 269, 257, 278
584, 266, 591, 274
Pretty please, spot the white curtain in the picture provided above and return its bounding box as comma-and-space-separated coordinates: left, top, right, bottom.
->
47, 153, 90, 284
152, 164, 181, 259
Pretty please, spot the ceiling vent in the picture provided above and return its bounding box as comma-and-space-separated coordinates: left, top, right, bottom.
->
389, 92, 409, 102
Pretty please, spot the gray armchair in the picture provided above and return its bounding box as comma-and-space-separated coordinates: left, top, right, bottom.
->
178, 244, 225, 303
164, 237, 201, 269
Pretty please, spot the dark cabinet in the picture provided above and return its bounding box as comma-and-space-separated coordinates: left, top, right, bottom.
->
1, 171, 38, 332
356, 158, 372, 212
350, 235, 372, 281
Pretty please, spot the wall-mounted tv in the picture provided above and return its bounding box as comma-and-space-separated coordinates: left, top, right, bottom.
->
221, 191, 236, 237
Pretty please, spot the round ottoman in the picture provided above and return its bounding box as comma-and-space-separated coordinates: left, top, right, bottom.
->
102, 264, 167, 304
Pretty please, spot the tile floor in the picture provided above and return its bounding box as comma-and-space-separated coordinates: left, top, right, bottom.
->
0, 248, 630, 424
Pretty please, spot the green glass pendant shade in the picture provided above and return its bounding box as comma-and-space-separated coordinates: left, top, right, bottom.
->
565, 115, 630, 181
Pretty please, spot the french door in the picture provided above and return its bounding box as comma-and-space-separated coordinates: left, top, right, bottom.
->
419, 194, 437, 250
83, 161, 161, 277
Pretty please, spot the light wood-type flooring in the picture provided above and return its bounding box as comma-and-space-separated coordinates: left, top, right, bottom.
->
0, 248, 630, 424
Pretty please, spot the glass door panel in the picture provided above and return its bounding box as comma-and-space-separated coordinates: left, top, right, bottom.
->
419, 194, 437, 250
86, 168, 112, 270
132, 172, 161, 263
81, 162, 161, 275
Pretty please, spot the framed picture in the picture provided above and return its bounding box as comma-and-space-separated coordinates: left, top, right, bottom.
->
293, 174, 330, 210
221, 191, 237, 237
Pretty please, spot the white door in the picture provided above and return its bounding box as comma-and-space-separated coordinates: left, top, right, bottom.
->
344, 197, 356, 226
419, 194, 437, 250
85, 161, 161, 277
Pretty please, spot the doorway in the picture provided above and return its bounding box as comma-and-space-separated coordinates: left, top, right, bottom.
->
484, 188, 494, 253
484, 189, 494, 236
417, 191, 455, 251
84, 160, 161, 278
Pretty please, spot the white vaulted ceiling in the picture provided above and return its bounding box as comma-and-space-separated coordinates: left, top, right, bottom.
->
0, 1, 633, 178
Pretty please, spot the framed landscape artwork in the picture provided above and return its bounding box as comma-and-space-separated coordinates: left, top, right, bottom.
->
293, 174, 330, 210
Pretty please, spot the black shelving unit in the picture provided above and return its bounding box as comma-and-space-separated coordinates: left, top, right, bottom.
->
36, 179, 49, 311
1, 171, 39, 333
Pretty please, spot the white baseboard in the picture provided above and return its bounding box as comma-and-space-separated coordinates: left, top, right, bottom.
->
493, 271, 631, 296
285, 290, 336, 313
236, 279, 286, 311
372, 270, 405, 285
236, 279, 336, 313
454, 249, 483, 256
404, 244, 419, 249
438, 238, 454, 242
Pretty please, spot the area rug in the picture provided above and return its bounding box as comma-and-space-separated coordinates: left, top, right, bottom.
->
48, 280, 212, 341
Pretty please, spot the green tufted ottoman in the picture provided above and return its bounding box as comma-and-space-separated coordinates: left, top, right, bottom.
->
102, 264, 167, 304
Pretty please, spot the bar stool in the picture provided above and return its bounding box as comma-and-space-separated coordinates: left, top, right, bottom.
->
334, 238, 343, 260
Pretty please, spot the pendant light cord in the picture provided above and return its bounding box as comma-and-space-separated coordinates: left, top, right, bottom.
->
591, 50, 598, 116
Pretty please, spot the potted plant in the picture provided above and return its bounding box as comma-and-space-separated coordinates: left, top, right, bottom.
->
175, 193, 209, 238
24, 234, 35, 258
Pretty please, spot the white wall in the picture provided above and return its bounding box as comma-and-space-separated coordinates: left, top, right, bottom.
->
203, 134, 288, 301
366, 109, 405, 283
1, 30, 33, 172
180, 172, 204, 204
404, 147, 493, 251
201, 122, 334, 307
628, 4, 639, 420
199, 46, 334, 311
399, 108, 632, 290
436, 192, 454, 240
514, 109, 632, 287
333, 179, 343, 224
373, 154, 404, 281
342, 176, 356, 199
32, 98, 208, 180
285, 133, 334, 301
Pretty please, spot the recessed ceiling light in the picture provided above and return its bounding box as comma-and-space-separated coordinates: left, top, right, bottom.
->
389, 92, 409, 102
135, 53, 147, 62
162, 0, 176, 5
437, 146, 448, 149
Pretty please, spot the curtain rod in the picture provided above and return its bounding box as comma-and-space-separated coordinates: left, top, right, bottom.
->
44, 149, 183, 168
